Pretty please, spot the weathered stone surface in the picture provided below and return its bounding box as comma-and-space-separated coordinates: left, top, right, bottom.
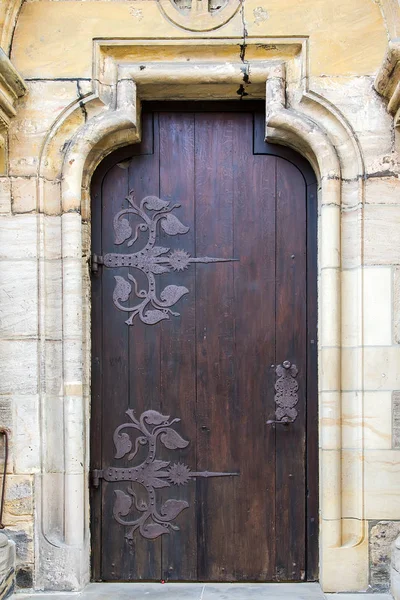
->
366, 177, 400, 205
0, 260, 38, 338
0, 398, 12, 430
370, 521, 400, 591
364, 205, 400, 265
0, 215, 37, 259
16, 564, 33, 589
12, 398, 40, 474
0, 178, 11, 214
0, 532, 15, 599
0, 341, 38, 395
0, 398, 13, 474
393, 392, 400, 449
3, 523, 33, 565
394, 268, 400, 344
8, 81, 79, 177
10, 176, 36, 214
4, 476, 33, 519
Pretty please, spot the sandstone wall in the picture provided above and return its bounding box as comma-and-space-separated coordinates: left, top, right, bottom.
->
0, 0, 399, 593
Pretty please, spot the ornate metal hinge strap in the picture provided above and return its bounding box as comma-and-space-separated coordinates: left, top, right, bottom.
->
95, 191, 237, 326
267, 361, 299, 425
92, 409, 238, 540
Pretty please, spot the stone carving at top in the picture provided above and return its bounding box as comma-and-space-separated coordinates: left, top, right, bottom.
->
157, 0, 241, 32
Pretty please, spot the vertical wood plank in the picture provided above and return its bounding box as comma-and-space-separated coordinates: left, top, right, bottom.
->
232, 115, 277, 580
158, 111, 198, 581
306, 181, 319, 580
100, 163, 130, 581
275, 158, 307, 581
90, 169, 103, 582
195, 112, 236, 580
124, 114, 163, 581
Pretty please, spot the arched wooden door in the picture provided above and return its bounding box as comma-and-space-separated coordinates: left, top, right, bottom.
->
90, 102, 318, 583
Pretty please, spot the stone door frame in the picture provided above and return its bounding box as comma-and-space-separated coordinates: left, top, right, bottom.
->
35, 37, 367, 592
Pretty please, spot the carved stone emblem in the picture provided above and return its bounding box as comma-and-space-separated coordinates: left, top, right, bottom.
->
157, 0, 241, 32
92, 410, 238, 540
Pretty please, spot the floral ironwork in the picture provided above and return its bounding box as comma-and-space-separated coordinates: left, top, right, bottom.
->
92, 409, 238, 540
102, 191, 236, 326
273, 361, 299, 423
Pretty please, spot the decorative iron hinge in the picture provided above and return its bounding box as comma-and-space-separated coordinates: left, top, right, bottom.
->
91, 253, 104, 274
98, 191, 237, 326
91, 409, 239, 540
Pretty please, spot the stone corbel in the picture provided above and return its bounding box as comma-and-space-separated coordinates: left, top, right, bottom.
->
0, 48, 26, 173
374, 40, 400, 127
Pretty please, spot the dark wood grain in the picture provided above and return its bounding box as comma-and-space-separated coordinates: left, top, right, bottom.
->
158, 112, 197, 581
232, 118, 277, 581
100, 162, 130, 581
90, 103, 318, 584
125, 113, 162, 580
90, 160, 104, 582
194, 112, 236, 581
275, 159, 307, 581
306, 180, 319, 581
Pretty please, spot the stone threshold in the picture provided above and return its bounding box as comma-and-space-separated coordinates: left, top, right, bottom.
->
16, 582, 393, 599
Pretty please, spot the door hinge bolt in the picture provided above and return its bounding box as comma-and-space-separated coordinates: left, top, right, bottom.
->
91, 254, 104, 274
92, 469, 104, 488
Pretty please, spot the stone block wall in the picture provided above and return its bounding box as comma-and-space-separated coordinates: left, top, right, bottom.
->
0, 0, 398, 593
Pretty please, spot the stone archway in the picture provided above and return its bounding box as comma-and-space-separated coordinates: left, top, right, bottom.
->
34, 38, 366, 592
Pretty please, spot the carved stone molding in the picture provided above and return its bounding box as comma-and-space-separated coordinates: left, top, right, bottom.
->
0, 48, 26, 172
374, 41, 400, 127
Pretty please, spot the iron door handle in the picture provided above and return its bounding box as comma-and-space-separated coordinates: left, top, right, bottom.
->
267, 361, 299, 426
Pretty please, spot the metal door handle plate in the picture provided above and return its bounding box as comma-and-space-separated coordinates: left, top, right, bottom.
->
267, 360, 299, 426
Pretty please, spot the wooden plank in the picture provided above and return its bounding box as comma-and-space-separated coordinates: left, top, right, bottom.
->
194, 112, 237, 581
91, 112, 155, 581
158, 111, 198, 581
100, 163, 130, 581
90, 166, 104, 582
306, 181, 319, 580
274, 158, 307, 581
231, 115, 277, 580
123, 113, 163, 581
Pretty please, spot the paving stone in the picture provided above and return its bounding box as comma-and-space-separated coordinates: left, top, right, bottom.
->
19, 583, 397, 599
13, 581, 328, 599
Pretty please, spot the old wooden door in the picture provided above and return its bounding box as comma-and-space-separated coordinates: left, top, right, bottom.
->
91, 103, 318, 583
